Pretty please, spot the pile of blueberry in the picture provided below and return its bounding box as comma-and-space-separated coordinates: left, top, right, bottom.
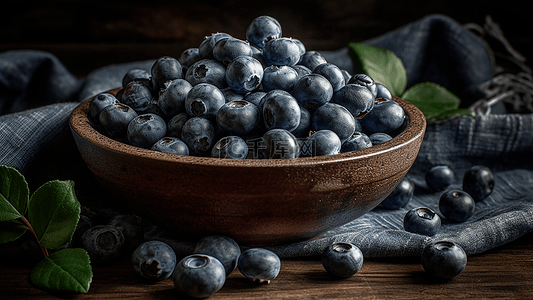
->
380, 164, 495, 279
88, 15, 407, 159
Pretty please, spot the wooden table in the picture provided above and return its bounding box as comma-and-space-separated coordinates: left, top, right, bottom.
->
1, 231, 531, 299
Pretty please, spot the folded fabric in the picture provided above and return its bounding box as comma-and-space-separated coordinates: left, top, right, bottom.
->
1, 14, 532, 259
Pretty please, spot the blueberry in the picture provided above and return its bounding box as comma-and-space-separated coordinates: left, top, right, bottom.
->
462, 165, 495, 202
194, 235, 241, 276
299, 51, 327, 71
221, 87, 244, 103
311, 102, 356, 143
185, 83, 225, 119
312, 63, 346, 93
292, 38, 306, 60
439, 190, 475, 223
262, 37, 301, 66
122, 68, 151, 89
348, 73, 378, 99
166, 112, 190, 138
246, 15, 282, 49
421, 241, 467, 279
181, 117, 216, 156
157, 78, 193, 117
368, 132, 392, 145
108, 214, 145, 254
403, 207, 441, 236
262, 90, 301, 131
331, 84, 374, 117
198, 32, 232, 59
290, 105, 312, 139
88, 93, 119, 125
213, 37, 253, 64
99, 103, 138, 138
216, 100, 260, 136
151, 137, 190, 156
243, 91, 267, 107
132, 241, 177, 282
425, 165, 455, 191
211, 136, 249, 159
261, 65, 299, 92
127, 113, 167, 149
261, 129, 300, 159
292, 64, 312, 79
300, 129, 341, 157
151, 56, 183, 92
321, 242, 364, 278
291, 73, 334, 112
381, 177, 414, 210
178, 47, 201, 71
225, 56, 263, 94
238, 248, 281, 283
361, 99, 406, 135
185, 59, 228, 89
80, 225, 125, 265
375, 82, 392, 100
121, 81, 154, 113
173, 254, 226, 298
340, 131, 372, 153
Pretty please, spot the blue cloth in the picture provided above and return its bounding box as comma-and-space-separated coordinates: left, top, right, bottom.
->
1, 14, 532, 258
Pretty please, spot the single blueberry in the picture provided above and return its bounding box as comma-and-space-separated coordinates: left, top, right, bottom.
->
88, 93, 119, 125
261, 129, 300, 159
178, 47, 202, 71
380, 177, 414, 210
262, 90, 301, 131
108, 214, 145, 254
331, 83, 375, 117
292, 64, 312, 79
127, 113, 167, 149
99, 103, 138, 138
291, 73, 334, 112
246, 15, 282, 49
211, 136, 249, 159
340, 131, 372, 153
361, 99, 406, 135
321, 242, 364, 278
173, 254, 226, 298
80, 225, 125, 265
261, 65, 299, 92
194, 235, 241, 276
185, 59, 228, 89
216, 100, 260, 136
375, 82, 392, 100
198, 32, 232, 59
121, 81, 154, 113
403, 207, 441, 236
312, 63, 346, 93
243, 91, 267, 107
213, 37, 253, 64
421, 241, 467, 279
166, 112, 189, 138
290, 105, 312, 139
151, 56, 183, 92
157, 78, 193, 117
425, 165, 455, 191
348, 73, 378, 99
181, 117, 216, 156
462, 165, 495, 202
369, 132, 392, 145
225, 56, 263, 94
311, 102, 356, 143
122, 68, 151, 89
300, 129, 341, 157
238, 248, 281, 283
132, 241, 177, 282
299, 51, 327, 71
221, 87, 245, 103
151, 137, 190, 156
262, 37, 301, 66
439, 190, 475, 223
185, 83, 226, 119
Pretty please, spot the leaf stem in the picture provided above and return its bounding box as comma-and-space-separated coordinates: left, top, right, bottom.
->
19, 215, 49, 258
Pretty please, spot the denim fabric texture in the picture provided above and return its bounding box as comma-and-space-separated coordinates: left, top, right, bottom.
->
1, 14, 532, 258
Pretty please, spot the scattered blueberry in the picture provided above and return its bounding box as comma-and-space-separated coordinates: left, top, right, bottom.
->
462, 165, 495, 202
173, 254, 226, 298
380, 177, 414, 210
403, 207, 441, 236
80, 225, 125, 265
238, 248, 281, 283
425, 165, 455, 191
321, 242, 364, 278
421, 240, 467, 279
132, 241, 177, 282
194, 235, 241, 276
439, 190, 475, 223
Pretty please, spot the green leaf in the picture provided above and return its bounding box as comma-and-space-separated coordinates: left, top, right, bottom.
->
348, 42, 407, 96
28, 180, 80, 250
0, 219, 27, 243
401, 82, 473, 120
0, 165, 29, 222
30, 248, 92, 293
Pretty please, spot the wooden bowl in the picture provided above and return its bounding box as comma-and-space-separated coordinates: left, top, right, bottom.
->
69, 92, 426, 246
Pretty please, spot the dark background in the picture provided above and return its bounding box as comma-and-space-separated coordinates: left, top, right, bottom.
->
1, 0, 531, 77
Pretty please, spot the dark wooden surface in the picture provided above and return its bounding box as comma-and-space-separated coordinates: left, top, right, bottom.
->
1, 232, 532, 299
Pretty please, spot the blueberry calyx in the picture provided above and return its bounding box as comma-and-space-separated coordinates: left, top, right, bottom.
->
141, 260, 162, 280
332, 242, 353, 253
184, 255, 211, 269
96, 231, 118, 250
416, 208, 435, 220
190, 100, 207, 116
194, 65, 208, 78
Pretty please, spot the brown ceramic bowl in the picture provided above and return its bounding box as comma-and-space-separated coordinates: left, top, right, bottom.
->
70, 91, 426, 246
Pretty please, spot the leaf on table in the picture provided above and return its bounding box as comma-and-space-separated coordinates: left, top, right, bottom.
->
0, 219, 27, 244
348, 42, 407, 96
28, 180, 80, 250
401, 82, 474, 120
0, 165, 29, 222
30, 248, 92, 294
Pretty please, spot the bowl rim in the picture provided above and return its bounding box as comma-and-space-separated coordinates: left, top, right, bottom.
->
69, 89, 426, 169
